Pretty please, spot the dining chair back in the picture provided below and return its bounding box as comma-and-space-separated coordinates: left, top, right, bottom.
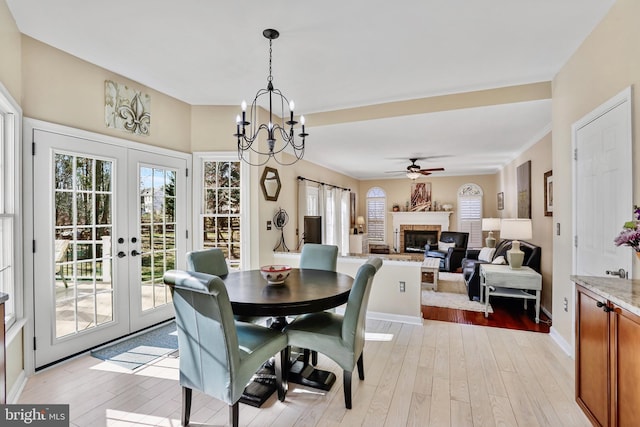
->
164, 269, 288, 427
300, 243, 338, 271
186, 247, 229, 276
285, 257, 382, 409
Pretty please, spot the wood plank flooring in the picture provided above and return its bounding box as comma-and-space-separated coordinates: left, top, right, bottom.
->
17, 319, 589, 427
422, 296, 551, 333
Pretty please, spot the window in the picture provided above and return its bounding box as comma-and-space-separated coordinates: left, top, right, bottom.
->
458, 183, 483, 248
366, 187, 386, 242
0, 84, 21, 328
198, 157, 243, 269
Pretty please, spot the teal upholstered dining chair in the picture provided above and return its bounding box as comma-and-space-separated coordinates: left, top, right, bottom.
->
299, 243, 339, 271
298, 243, 339, 365
163, 270, 288, 427
285, 257, 382, 409
186, 248, 265, 325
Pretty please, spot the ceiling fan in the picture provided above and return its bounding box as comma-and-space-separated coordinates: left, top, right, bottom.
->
385, 157, 445, 179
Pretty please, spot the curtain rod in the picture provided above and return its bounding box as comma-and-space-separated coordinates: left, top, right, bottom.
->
297, 176, 350, 192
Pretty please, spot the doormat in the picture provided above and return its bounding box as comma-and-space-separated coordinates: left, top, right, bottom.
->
90, 321, 178, 370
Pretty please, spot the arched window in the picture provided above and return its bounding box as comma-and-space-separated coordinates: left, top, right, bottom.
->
366, 187, 386, 242
457, 183, 483, 248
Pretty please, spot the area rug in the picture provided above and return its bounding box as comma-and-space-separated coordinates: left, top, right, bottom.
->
422, 272, 493, 313
90, 321, 178, 370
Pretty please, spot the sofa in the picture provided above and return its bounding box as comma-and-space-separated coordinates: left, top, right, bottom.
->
461, 239, 541, 301
424, 231, 469, 272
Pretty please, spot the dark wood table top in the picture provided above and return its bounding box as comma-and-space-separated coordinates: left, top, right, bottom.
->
222, 268, 354, 317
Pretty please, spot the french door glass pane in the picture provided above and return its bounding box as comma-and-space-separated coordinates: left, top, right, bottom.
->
54, 153, 114, 338
139, 166, 175, 311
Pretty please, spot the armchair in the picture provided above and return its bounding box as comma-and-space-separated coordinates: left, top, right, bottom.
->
461, 239, 541, 301
424, 231, 469, 272
164, 270, 288, 427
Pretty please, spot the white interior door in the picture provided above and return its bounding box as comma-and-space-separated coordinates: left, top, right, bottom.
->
32, 129, 188, 368
575, 88, 633, 278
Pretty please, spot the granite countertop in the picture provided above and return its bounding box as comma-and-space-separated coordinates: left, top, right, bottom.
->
0, 292, 8, 304
571, 275, 640, 317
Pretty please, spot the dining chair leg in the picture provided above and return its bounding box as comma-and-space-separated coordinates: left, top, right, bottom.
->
311, 350, 318, 366
182, 387, 192, 426
302, 348, 311, 365
343, 370, 353, 409
357, 352, 365, 380
276, 348, 288, 401
229, 402, 239, 427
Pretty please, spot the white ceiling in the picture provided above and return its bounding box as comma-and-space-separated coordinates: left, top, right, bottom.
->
6, 0, 616, 179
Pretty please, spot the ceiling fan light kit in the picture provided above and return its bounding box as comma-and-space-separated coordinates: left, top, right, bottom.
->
387, 157, 446, 180
234, 29, 308, 166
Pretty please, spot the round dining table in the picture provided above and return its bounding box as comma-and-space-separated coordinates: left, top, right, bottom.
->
222, 268, 354, 318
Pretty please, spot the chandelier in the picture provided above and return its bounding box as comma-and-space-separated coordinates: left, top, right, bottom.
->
234, 29, 308, 166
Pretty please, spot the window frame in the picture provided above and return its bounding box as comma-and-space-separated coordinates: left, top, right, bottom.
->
0, 83, 22, 330
366, 187, 386, 242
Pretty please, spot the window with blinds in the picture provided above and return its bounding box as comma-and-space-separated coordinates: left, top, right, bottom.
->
366, 187, 386, 242
458, 195, 483, 248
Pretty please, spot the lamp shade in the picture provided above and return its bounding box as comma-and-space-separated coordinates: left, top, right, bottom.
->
481, 218, 502, 231
500, 219, 532, 241
356, 216, 365, 226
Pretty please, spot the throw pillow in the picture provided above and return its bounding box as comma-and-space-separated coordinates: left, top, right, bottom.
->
492, 255, 507, 265
438, 241, 456, 251
478, 247, 496, 262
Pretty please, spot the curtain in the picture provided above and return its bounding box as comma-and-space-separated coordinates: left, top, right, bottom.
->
340, 190, 351, 255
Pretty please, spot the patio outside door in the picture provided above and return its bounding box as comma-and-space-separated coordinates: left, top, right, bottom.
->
32, 129, 187, 368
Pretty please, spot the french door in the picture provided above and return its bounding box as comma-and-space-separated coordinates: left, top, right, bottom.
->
31, 128, 187, 368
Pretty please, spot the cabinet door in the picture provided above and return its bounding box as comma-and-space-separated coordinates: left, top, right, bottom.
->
611, 304, 640, 427
576, 285, 609, 427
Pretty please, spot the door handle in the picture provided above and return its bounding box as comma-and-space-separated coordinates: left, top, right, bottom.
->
596, 301, 613, 312
605, 268, 627, 279
117, 251, 126, 258
131, 250, 141, 257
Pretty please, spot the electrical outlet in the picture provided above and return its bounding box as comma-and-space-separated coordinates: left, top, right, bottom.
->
563, 297, 568, 312
399, 281, 405, 292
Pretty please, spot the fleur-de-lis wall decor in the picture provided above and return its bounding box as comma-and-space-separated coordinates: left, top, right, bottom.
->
105, 80, 151, 136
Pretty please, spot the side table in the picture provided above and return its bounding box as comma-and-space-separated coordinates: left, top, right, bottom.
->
421, 258, 440, 291
480, 264, 542, 323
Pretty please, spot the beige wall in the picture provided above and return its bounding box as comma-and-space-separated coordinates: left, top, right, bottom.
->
552, 0, 640, 346
497, 133, 553, 313
0, 0, 21, 100
21, 36, 191, 152
358, 174, 498, 247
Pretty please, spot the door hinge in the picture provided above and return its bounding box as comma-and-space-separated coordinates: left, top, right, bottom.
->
32, 142, 36, 156
186, 168, 189, 177
574, 148, 577, 161
185, 230, 189, 239
33, 337, 37, 351
32, 240, 36, 253
574, 235, 578, 247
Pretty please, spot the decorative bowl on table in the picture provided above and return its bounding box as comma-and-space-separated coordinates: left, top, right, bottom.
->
260, 265, 292, 285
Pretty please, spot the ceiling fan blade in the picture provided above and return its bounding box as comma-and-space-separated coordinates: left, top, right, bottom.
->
419, 167, 445, 172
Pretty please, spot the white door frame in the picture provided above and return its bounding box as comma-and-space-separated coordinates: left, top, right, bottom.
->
570, 86, 633, 354
23, 118, 192, 374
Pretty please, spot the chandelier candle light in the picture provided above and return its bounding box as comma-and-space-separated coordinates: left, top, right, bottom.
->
234, 29, 308, 166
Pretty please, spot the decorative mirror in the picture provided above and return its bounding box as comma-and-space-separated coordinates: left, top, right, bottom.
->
260, 167, 281, 201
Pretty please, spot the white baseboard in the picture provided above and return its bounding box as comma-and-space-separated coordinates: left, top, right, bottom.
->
550, 327, 574, 358
366, 310, 423, 326
541, 305, 552, 320
7, 370, 26, 404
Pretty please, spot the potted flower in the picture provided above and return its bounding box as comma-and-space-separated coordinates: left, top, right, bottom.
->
614, 205, 640, 258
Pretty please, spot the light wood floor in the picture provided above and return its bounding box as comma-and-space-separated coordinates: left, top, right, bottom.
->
18, 319, 591, 427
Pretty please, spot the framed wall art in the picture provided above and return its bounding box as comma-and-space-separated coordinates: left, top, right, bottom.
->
517, 160, 531, 218
410, 182, 432, 211
497, 192, 504, 210
544, 170, 553, 216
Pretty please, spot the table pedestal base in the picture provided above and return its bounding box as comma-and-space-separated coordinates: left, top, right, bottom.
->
288, 355, 336, 391
239, 366, 277, 407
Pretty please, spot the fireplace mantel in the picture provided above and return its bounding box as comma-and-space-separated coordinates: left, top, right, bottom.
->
390, 211, 452, 231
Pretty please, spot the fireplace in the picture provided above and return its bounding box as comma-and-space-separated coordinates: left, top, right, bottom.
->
404, 230, 438, 253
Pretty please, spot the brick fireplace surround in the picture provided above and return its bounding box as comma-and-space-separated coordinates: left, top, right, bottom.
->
390, 211, 452, 254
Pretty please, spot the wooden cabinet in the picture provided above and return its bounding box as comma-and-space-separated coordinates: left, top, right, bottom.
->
575, 284, 640, 427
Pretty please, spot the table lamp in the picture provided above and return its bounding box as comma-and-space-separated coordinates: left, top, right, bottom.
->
356, 216, 365, 234
481, 218, 501, 248
500, 219, 532, 269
